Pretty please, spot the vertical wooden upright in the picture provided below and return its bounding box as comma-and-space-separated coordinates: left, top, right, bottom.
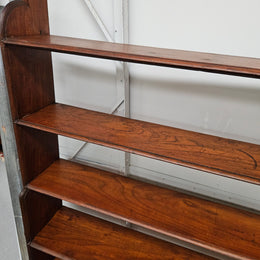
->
0, 0, 61, 259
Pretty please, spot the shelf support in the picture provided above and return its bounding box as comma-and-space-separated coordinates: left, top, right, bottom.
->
78, 0, 131, 229
80, 0, 130, 176
113, 0, 130, 176
83, 0, 113, 42
0, 49, 29, 260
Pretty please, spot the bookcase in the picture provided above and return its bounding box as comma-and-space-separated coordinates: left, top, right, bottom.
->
0, 0, 259, 259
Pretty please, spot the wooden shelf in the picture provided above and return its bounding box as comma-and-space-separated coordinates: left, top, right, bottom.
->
31, 206, 212, 260
17, 103, 260, 184
28, 159, 260, 260
2, 1, 259, 260
4, 35, 260, 78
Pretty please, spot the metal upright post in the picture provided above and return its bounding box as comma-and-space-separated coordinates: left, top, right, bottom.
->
76, 0, 130, 176
113, 0, 130, 176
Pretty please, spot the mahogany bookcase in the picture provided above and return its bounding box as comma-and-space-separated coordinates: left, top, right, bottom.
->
0, 0, 259, 259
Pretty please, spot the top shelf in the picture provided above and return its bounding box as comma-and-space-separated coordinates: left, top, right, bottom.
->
3, 35, 260, 78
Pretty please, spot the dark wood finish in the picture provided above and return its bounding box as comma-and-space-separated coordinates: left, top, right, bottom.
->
4, 34, 260, 78
3, 46, 55, 119
1, 1, 259, 260
0, 42, 58, 185
18, 103, 260, 184
15, 126, 59, 185
0, 0, 49, 39
20, 189, 61, 242
2, 45, 58, 186
31, 206, 213, 260
0, 0, 52, 119
0, 0, 58, 184
28, 159, 260, 260
0, 2, 60, 260
29, 248, 55, 260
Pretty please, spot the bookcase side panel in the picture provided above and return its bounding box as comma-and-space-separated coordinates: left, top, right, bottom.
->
0, 3, 59, 185
0, 2, 60, 260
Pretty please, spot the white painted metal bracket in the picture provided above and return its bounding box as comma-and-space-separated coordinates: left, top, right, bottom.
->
76, 0, 130, 176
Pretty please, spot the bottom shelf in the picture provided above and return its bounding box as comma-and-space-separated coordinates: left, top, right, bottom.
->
30, 207, 212, 260
28, 159, 260, 259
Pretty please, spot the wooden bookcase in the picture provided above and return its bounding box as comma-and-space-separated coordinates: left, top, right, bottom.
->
0, 0, 259, 259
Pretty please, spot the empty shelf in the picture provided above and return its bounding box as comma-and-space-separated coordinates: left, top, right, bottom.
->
28, 159, 260, 259
31, 206, 212, 260
17, 103, 260, 184
4, 35, 260, 78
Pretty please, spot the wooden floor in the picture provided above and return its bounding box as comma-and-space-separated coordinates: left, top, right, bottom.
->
28, 159, 260, 260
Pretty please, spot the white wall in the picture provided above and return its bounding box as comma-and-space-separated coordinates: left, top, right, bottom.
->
47, 0, 260, 210
0, 0, 8, 5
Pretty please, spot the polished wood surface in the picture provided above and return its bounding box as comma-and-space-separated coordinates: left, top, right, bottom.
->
15, 127, 59, 185
18, 103, 260, 184
31, 206, 214, 260
4, 35, 260, 78
0, 2, 60, 259
1, 0, 58, 186
2, 45, 59, 186
0, 0, 53, 120
1, 1, 260, 260
28, 159, 260, 260
3, 46, 55, 119
20, 189, 61, 243
0, 0, 49, 39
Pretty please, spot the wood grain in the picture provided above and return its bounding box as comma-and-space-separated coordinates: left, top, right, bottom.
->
0, 2, 60, 260
31, 206, 214, 260
3, 46, 55, 119
20, 189, 61, 260
15, 126, 59, 185
0, 1, 58, 186
20, 189, 61, 242
0, 0, 54, 119
3, 34, 260, 78
2, 45, 58, 186
1, 42, 58, 186
18, 103, 260, 184
1, 2, 259, 260
28, 159, 260, 260
0, 0, 49, 39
